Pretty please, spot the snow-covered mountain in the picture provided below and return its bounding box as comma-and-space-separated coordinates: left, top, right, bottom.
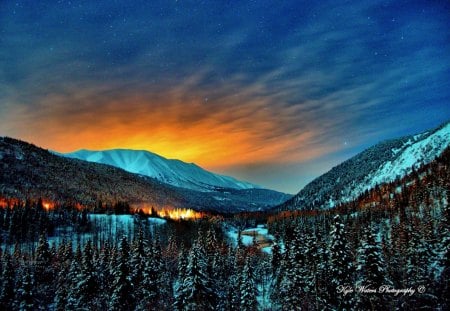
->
278, 120, 450, 211
61, 149, 259, 192
1, 137, 291, 212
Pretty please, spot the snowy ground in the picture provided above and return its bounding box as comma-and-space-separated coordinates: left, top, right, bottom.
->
89, 214, 166, 228
88, 214, 166, 243
226, 224, 275, 253
2, 214, 167, 253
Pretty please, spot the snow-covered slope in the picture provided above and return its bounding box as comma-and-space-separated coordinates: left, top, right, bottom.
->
61, 149, 259, 192
279, 121, 450, 211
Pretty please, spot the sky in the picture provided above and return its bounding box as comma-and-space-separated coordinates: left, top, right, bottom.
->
1, 0, 450, 194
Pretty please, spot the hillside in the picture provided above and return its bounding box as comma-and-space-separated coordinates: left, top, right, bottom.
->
0, 137, 188, 208
0, 137, 290, 212
277, 120, 450, 211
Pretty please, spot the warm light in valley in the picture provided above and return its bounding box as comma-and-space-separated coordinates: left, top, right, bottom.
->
157, 208, 204, 220
133, 203, 205, 220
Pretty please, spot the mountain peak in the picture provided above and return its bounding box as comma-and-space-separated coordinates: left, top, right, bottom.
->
279, 120, 450, 211
62, 148, 260, 192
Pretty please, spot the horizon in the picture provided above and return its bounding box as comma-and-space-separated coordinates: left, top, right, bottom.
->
1, 0, 450, 193
4, 117, 449, 196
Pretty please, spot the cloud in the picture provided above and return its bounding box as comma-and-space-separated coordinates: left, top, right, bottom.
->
1, 0, 449, 192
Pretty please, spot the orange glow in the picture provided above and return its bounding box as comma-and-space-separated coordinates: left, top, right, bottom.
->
0, 197, 21, 208
42, 201, 54, 211
2, 88, 337, 170
156, 208, 204, 220
0, 197, 57, 210
132, 203, 205, 220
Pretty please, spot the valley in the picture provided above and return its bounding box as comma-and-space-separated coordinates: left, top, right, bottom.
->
0, 121, 449, 310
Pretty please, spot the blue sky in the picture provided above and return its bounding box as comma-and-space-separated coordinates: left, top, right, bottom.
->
1, 0, 449, 193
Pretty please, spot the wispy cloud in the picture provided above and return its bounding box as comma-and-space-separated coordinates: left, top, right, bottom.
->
1, 0, 449, 192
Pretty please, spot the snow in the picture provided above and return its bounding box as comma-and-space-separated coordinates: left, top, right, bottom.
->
89, 214, 135, 226
89, 214, 166, 230
350, 122, 450, 202
3, 214, 168, 253
60, 149, 260, 192
148, 217, 167, 225
225, 225, 275, 253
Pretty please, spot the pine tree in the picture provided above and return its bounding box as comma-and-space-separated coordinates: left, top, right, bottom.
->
151, 239, 172, 308
176, 241, 217, 311
279, 225, 311, 310
109, 236, 134, 311
131, 229, 147, 310
270, 240, 287, 308
73, 240, 99, 309
135, 236, 167, 310
34, 234, 54, 306
65, 256, 81, 310
96, 241, 113, 309
174, 248, 189, 311
54, 266, 69, 311
356, 225, 390, 310
406, 219, 430, 287
439, 196, 450, 309
0, 254, 15, 309
329, 215, 355, 310
14, 267, 36, 311
240, 256, 258, 311
305, 229, 321, 309
231, 246, 245, 310
271, 241, 282, 275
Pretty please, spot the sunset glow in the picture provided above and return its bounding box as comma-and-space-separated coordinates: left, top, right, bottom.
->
1, 1, 449, 193
3, 96, 329, 169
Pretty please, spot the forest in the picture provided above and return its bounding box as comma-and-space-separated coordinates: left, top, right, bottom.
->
0, 147, 449, 310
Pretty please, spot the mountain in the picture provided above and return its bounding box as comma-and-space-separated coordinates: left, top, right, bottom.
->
278, 120, 450, 211
0, 137, 290, 212
61, 149, 258, 192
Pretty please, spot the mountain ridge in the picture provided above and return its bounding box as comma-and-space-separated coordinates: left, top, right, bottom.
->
60, 148, 259, 192
0, 137, 290, 212
277, 120, 450, 211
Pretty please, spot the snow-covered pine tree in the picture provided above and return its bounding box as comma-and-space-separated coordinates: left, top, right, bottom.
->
406, 218, 430, 287
0, 254, 15, 309
152, 239, 172, 308
14, 267, 36, 311
174, 248, 189, 311
271, 241, 282, 276
222, 247, 238, 311
65, 255, 81, 310
279, 225, 310, 310
54, 240, 73, 310
329, 214, 356, 310
231, 246, 245, 310
73, 240, 99, 309
439, 195, 450, 309
34, 234, 54, 306
96, 241, 113, 309
240, 256, 258, 311
304, 229, 320, 309
177, 241, 218, 311
270, 238, 288, 308
214, 242, 233, 311
137, 238, 167, 310
389, 209, 409, 288
356, 225, 390, 310
130, 229, 146, 307
314, 222, 332, 309
109, 236, 134, 311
